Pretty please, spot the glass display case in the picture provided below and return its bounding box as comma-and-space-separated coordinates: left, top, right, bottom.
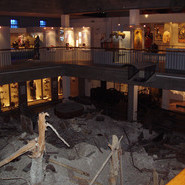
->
42, 78, 51, 100
27, 78, 51, 106
58, 76, 63, 99
59, 27, 91, 48
75, 27, 91, 47
0, 83, 19, 111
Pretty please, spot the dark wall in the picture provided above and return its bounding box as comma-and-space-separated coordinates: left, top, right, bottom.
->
61, 0, 172, 14
0, 16, 61, 27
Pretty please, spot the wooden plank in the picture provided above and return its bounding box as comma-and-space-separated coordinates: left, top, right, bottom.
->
0, 139, 36, 168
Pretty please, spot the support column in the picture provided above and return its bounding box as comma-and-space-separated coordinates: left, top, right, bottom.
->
162, 89, 169, 110
78, 78, 85, 97
129, 9, 140, 26
18, 81, 28, 112
61, 15, 70, 27
62, 76, 70, 101
129, 9, 140, 49
85, 79, 91, 97
127, 84, 138, 122
51, 77, 58, 102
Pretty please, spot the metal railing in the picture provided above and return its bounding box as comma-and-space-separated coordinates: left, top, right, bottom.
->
0, 46, 185, 75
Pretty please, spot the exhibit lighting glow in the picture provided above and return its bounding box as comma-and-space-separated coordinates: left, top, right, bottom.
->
145, 14, 149, 18
76, 40, 79, 47
79, 38, 82, 44
143, 25, 146, 27
79, 32, 82, 37
51, 27, 54, 29
118, 23, 120, 26
44, 27, 46, 30
0, 26, 1, 29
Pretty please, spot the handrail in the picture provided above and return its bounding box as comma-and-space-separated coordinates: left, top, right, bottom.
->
2, 46, 185, 53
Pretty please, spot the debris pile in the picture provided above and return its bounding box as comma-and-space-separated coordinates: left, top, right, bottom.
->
0, 102, 185, 185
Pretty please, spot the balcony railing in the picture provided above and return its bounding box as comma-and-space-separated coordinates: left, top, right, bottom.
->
0, 46, 185, 75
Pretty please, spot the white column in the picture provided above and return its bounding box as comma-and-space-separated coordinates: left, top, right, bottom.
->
62, 76, 71, 100
0, 27, 11, 66
129, 9, 140, 26
162, 89, 169, 110
85, 79, 91, 97
128, 84, 138, 122
61, 15, 70, 27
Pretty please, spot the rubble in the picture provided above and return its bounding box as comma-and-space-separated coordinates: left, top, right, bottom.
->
0, 103, 185, 185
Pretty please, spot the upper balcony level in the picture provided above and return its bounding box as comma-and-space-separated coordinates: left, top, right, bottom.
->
0, 20, 185, 90
0, 46, 185, 83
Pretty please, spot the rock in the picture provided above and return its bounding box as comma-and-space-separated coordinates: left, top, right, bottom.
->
153, 154, 158, 160
46, 164, 57, 173
5, 166, 16, 171
19, 132, 27, 139
96, 116, 105, 121
23, 162, 31, 172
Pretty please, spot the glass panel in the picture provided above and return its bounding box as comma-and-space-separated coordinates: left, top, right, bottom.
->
42, 78, 51, 100
35, 79, 42, 100
0, 84, 10, 110
10, 83, 19, 108
58, 76, 63, 99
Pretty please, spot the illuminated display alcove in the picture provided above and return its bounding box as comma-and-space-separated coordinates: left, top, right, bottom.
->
58, 76, 63, 99
59, 27, 91, 47
0, 83, 19, 112
27, 78, 51, 106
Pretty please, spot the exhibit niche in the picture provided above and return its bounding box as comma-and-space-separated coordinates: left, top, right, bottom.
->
27, 78, 52, 106
141, 22, 185, 50
59, 27, 91, 47
0, 83, 19, 112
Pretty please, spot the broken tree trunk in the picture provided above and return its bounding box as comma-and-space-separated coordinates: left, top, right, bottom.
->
30, 112, 48, 185
0, 112, 70, 185
109, 135, 120, 185
89, 135, 123, 185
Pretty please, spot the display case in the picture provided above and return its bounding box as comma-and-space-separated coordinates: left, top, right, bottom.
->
75, 27, 91, 47
59, 27, 91, 48
64, 28, 75, 47
58, 76, 63, 99
42, 78, 51, 100
27, 78, 52, 106
0, 83, 19, 111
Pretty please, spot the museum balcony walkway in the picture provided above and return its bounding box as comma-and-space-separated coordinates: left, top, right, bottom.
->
0, 46, 185, 79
